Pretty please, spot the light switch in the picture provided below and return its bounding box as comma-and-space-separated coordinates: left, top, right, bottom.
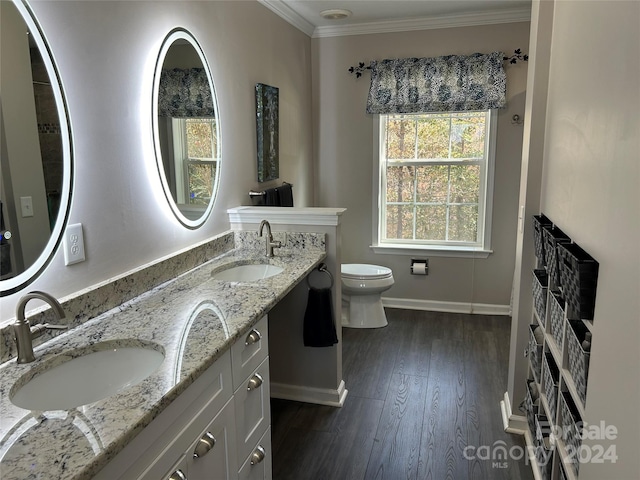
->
20, 196, 33, 217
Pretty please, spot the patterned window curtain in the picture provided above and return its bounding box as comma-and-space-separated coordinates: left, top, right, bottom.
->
158, 68, 214, 117
366, 51, 506, 114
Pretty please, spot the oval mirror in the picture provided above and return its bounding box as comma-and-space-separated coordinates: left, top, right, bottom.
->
0, 0, 73, 296
152, 29, 221, 228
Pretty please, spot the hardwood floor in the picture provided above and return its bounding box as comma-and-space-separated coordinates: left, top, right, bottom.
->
271, 308, 533, 480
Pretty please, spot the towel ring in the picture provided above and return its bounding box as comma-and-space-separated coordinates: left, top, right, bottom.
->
306, 263, 334, 290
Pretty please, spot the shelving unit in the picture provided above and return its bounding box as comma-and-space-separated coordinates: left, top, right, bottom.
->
523, 215, 598, 480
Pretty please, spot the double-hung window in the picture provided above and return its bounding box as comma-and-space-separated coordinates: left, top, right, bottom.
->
171, 117, 219, 207
375, 110, 496, 256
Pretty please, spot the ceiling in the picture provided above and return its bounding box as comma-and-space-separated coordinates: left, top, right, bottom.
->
259, 0, 532, 37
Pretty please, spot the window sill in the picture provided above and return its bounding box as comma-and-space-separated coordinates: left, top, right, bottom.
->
370, 244, 492, 258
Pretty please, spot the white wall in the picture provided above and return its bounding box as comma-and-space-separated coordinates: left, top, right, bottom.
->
539, 1, 639, 477
312, 22, 530, 309
0, 1, 313, 322
510, 1, 639, 477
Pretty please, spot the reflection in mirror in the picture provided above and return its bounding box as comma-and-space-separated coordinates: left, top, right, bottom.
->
153, 29, 221, 228
173, 301, 228, 383
0, 0, 72, 295
0, 410, 103, 464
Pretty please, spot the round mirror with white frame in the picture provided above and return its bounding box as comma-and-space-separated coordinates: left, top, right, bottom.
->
152, 28, 221, 229
0, 0, 73, 296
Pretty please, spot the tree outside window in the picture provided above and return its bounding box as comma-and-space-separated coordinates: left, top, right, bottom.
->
379, 111, 494, 249
173, 118, 219, 206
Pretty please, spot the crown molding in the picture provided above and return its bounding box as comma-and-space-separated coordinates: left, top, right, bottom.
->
258, 1, 531, 39
313, 7, 531, 38
258, 0, 315, 36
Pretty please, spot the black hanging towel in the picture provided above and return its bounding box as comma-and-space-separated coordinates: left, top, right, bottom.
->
264, 187, 280, 206
303, 265, 338, 347
278, 182, 294, 207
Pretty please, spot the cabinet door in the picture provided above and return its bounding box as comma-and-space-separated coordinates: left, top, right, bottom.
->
186, 399, 238, 480
99, 352, 233, 480
238, 427, 272, 480
234, 357, 271, 462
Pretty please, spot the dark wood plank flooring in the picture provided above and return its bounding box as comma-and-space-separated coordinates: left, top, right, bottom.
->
271, 308, 533, 480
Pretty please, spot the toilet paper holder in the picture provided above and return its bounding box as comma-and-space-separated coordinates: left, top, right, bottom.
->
410, 258, 429, 275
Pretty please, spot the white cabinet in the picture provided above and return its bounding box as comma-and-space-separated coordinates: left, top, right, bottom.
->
234, 357, 270, 464
231, 316, 269, 388
158, 400, 238, 480
238, 427, 272, 480
96, 316, 272, 480
232, 316, 271, 465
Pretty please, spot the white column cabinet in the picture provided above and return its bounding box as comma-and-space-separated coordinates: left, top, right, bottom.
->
231, 316, 272, 480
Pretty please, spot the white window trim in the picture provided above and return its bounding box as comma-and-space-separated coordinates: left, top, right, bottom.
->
171, 117, 219, 209
371, 111, 497, 259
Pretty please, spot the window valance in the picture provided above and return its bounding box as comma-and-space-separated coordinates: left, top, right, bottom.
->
158, 68, 215, 117
366, 51, 506, 114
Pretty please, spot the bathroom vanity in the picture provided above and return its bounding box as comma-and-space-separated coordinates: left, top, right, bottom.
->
0, 231, 326, 479
96, 316, 272, 480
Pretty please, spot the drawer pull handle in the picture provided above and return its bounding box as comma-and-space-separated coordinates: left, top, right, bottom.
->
169, 470, 187, 480
193, 431, 216, 458
247, 372, 264, 391
250, 445, 266, 465
245, 329, 262, 346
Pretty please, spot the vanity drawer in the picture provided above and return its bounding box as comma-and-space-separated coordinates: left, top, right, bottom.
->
234, 356, 271, 463
231, 316, 269, 389
238, 427, 272, 480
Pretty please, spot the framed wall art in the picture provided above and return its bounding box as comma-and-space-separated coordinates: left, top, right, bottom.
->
255, 83, 279, 182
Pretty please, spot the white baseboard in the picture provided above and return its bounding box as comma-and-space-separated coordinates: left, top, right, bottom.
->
270, 380, 348, 407
500, 391, 528, 434
501, 391, 542, 480
382, 297, 511, 316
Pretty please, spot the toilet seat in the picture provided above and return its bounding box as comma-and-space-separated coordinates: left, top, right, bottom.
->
341, 264, 392, 280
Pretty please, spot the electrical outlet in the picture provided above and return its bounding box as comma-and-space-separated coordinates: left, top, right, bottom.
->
64, 223, 86, 265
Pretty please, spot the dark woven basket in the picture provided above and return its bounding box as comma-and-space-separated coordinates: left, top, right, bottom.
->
542, 352, 559, 423
549, 292, 565, 349
525, 380, 538, 437
535, 414, 553, 479
532, 270, 549, 326
542, 226, 571, 290
567, 319, 591, 407
557, 242, 599, 321
533, 214, 553, 266
528, 324, 544, 383
560, 392, 583, 477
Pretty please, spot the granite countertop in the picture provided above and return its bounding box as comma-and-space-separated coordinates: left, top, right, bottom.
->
0, 243, 325, 479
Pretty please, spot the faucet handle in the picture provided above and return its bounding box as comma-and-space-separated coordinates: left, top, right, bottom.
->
43, 323, 69, 331
274, 232, 287, 247
30, 321, 69, 338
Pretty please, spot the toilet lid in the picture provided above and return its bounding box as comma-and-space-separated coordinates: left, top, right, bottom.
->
341, 263, 392, 280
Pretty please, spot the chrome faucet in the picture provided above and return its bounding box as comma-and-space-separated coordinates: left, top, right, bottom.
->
13, 291, 68, 364
258, 220, 282, 258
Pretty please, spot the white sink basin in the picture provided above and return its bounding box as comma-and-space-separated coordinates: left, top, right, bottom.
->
212, 263, 284, 282
10, 341, 164, 411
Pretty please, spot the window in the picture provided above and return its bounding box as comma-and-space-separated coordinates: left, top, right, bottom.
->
375, 110, 496, 256
171, 117, 219, 207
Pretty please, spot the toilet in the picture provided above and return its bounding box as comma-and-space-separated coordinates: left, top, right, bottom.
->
341, 264, 394, 328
